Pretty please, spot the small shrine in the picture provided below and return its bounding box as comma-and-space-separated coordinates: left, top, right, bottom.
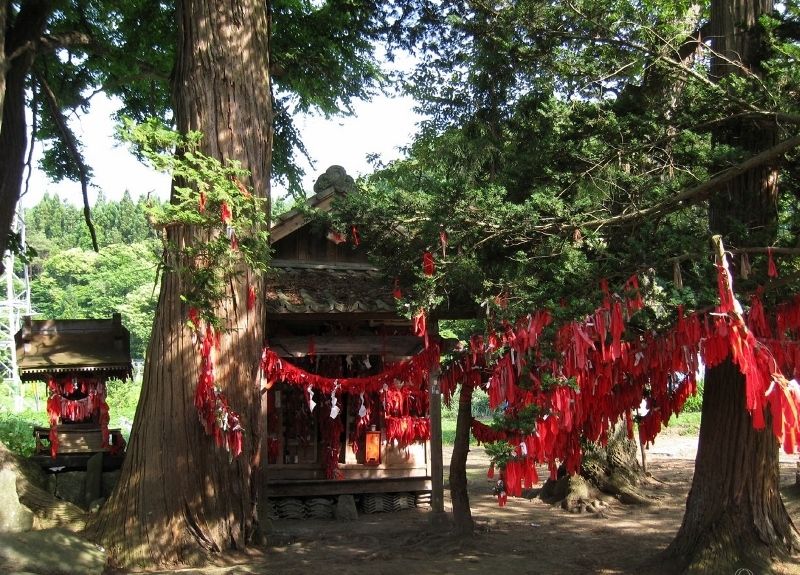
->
15, 313, 131, 469
263, 166, 442, 503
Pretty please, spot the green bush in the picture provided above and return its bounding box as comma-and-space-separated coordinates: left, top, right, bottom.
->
682, 380, 704, 413
472, 388, 494, 419
106, 377, 142, 436
0, 409, 48, 457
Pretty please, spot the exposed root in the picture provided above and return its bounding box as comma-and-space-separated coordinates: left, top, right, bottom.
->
540, 427, 655, 513
0, 441, 88, 531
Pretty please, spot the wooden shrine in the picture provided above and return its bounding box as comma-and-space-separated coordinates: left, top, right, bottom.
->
15, 313, 131, 470
264, 166, 441, 501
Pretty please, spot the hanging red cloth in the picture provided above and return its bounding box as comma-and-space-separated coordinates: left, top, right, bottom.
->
422, 251, 435, 276
247, 284, 257, 310
220, 201, 232, 225
414, 309, 429, 348
768, 248, 779, 278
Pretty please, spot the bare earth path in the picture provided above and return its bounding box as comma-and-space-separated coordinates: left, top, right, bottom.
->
128, 434, 800, 575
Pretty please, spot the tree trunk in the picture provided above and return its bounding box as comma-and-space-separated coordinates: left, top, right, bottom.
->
1, 2, 7, 134
667, 1, 800, 570
449, 383, 474, 536
707, 0, 779, 246
666, 359, 798, 572
0, 1, 53, 266
86, 0, 272, 567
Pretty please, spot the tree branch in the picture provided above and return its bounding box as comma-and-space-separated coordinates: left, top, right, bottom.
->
573, 134, 800, 231
21, 84, 39, 202
38, 32, 92, 51
36, 73, 99, 252
37, 32, 170, 83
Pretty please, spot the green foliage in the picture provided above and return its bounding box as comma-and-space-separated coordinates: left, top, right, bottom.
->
471, 388, 493, 419
22, 0, 414, 201
493, 403, 542, 435
25, 188, 161, 359
329, 0, 800, 338
682, 380, 704, 413
662, 410, 703, 436
0, 378, 142, 456
25, 191, 159, 253
105, 377, 143, 433
484, 440, 516, 469
0, 409, 48, 457
119, 119, 271, 326
29, 241, 160, 358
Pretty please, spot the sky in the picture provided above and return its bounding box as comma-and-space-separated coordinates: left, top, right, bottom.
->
21, 92, 422, 209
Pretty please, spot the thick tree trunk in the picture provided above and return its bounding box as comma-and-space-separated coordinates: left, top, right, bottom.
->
86, 0, 272, 567
1, 2, 6, 134
667, 2, 800, 570
449, 383, 474, 536
667, 359, 798, 572
707, 0, 778, 247
0, 1, 52, 265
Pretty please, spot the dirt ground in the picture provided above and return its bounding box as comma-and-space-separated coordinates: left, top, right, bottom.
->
136, 435, 800, 575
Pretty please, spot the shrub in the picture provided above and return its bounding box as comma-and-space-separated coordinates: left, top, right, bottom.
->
106, 377, 142, 437
0, 409, 48, 457
682, 380, 704, 413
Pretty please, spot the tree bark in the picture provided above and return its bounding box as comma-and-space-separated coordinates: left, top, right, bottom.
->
86, 0, 272, 567
666, 359, 798, 572
0, 1, 7, 134
707, 0, 779, 247
449, 383, 474, 536
667, 1, 800, 571
0, 1, 52, 266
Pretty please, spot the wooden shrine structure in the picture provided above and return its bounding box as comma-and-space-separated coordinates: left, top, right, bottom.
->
264, 166, 456, 503
15, 313, 131, 470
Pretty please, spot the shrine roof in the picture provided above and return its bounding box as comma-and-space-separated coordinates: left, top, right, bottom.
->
266, 260, 399, 317
15, 315, 132, 380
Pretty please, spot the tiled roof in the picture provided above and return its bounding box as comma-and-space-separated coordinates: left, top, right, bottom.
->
266, 260, 398, 316
15, 316, 132, 379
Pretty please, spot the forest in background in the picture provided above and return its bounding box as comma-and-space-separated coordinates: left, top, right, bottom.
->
0, 192, 159, 452
23, 191, 160, 360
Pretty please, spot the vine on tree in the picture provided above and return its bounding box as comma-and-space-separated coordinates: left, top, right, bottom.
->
119, 118, 271, 456
119, 118, 271, 328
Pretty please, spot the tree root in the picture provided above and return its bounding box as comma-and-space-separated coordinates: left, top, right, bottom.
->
19, 481, 87, 531
540, 427, 655, 513
0, 441, 88, 531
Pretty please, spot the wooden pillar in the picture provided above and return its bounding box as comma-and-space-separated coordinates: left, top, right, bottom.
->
256, 386, 272, 539
428, 320, 446, 521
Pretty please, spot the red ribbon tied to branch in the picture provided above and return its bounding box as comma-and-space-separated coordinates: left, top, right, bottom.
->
221, 201, 232, 225
768, 247, 779, 278
422, 251, 435, 276
393, 278, 402, 300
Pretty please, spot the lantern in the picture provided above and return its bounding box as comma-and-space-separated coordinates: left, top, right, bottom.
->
365, 430, 381, 465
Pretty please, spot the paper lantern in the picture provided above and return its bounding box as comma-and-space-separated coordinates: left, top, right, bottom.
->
365, 430, 381, 465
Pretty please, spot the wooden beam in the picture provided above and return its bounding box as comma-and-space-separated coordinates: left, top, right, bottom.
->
269, 190, 336, 244
266, 477, 432, 498
269, 259, 380, 271
268, 335, 424, 357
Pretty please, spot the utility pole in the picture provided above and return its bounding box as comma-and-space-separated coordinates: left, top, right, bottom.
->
0, 212, 32, 411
